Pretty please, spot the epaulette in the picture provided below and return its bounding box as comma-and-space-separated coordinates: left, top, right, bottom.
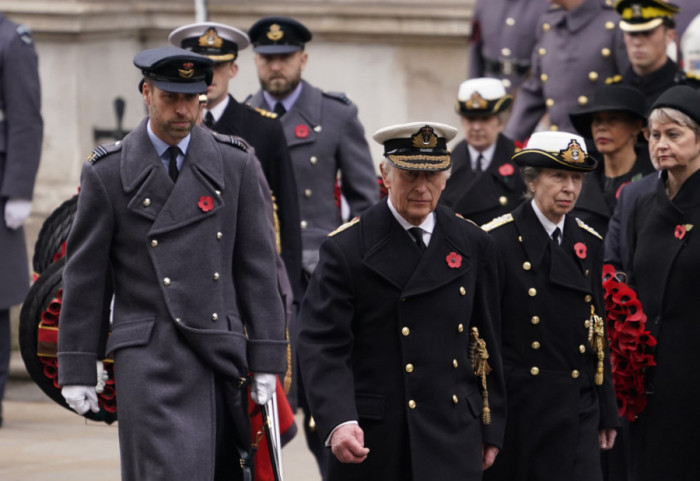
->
605, 75, 622, 85
455, 212, 479, 228
252, 106, 278, 119
323, 91, 352, 105
328, 216, 360, 237
576, 218, 603, 240
87, 142, 122, 164
16, 25, 33, 45
211, 131, 248, 152
481, 213, 514, 232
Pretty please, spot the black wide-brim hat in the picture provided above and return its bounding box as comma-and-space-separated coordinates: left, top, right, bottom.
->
649, 85, 700, 126
134, 46, 213, 94
569, 84, 646, 139
248, 16, 312, 54
513, 131, 598, 172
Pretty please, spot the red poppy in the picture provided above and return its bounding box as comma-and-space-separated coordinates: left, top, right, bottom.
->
295, 124, 309, 138
574, 242, 587, 259
615, 181, 630, 200
675, 224, 686, 239
446, 252, 462, 269
198, 196, 214, 212
498, 163, 514, 176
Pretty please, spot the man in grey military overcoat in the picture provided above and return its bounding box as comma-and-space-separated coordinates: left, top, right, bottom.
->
0, 13, 42, 428
57, 47, 286, 481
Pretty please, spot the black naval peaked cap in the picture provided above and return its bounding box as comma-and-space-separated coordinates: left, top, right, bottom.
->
649, 85, 700, 126
248, 16, 313, 54
373, 122, 458, 172
169, 22, 250, 62
615, 0, 679, 32
134, 46, 214, 94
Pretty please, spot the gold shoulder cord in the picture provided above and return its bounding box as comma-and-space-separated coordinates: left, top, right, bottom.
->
469, 327, 492, 425
588, 306, 605, 386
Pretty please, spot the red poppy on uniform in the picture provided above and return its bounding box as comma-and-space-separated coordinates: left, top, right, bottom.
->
498, 163, 515, 176
295, 124, 309, 138
198, 196, 214, 212
674, 224, 694, 239
446, 252, 462, 269
574, 242, 587, 259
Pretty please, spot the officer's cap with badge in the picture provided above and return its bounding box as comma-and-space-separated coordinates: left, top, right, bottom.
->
134, 46, 214, 94
456, 78, 513, 118
615, 0, 679, 32
248, 16, 313, 54
169, 22, 250, 63
513, 131, 598, 172
373, 122, 458, 172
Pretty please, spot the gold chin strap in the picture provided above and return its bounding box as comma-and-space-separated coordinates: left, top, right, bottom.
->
470, 327, 492, 425
588, 305, 606, 386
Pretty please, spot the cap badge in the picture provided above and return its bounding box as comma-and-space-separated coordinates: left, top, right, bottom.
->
178, 62, 195, 79
631, 4, 642, 19
199, 28, 223, 48
411, 126, 438, 149
466, 92, 489, 110
267, 24, 284, 42
560, 139, 585, 164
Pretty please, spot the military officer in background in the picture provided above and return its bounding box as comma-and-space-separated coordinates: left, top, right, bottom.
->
58, 47, 286, 481
504, 0, 629, 142
468, 0, 550, 94
298, 122, 505, 481
0, 13, 43, 428
169, 21, 303, 308
440, 78, 527, 225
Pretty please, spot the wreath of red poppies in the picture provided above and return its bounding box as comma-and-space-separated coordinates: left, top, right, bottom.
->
602, 264, 656, 421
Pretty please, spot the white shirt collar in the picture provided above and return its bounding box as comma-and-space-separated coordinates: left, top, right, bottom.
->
387, 197, 436, 237
467, 142, 497, 171
205, 94, 230, 123
530, 199, 565, 238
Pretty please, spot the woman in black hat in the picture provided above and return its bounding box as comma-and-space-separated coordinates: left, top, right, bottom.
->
569, 84, 654, 236
482, 131, 618, 481
625, 85, 700, 481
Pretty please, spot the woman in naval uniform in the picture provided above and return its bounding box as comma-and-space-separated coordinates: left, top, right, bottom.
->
482, 131, 618, 481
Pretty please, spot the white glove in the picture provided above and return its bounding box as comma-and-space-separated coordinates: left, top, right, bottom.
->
4, 198, 32, 230
250, 373, 277, 405
61, 385, 100, 415
95, 360, 109, 394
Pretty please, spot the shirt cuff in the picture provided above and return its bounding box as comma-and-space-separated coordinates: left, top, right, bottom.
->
325, 420, 359, 446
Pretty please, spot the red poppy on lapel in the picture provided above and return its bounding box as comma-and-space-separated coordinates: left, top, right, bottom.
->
574, 242, 587, 259
498, 163, 514, 176
615, 181, 630, 200
198, 196, 214, 212
446, 252, 462, 268
674, 224, 693, 239
295, 124, 309, 138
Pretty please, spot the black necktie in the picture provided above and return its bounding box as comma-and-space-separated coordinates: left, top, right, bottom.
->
475, 153, 484, 172
551, 227, 561, 246
274, 102, 286, 117
168, 146, 180, 182
203, 111, 215, 129
409, 227, 427, 252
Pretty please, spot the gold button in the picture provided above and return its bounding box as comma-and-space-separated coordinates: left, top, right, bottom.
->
543, 23, 550, 31
453, 359, 458, 368
301, 220, 308, 229
549, 125, 559, 131
150, 239, 158, 247
601, 48, 611, 58
405, 363, 414, 373
605, 21, 615, 30
579, 344, 586, 354
459, 286, 466, 296
518, 236, 523, 243
401, 298, 407, 303
528, 287, 537, 297
502, 78, 511, 89
506, 17, 515, 26
402, 327, 410, 336
585, 294, 592, 302
523, 261, 532, 271
458, 323, 464, 333
571, 370, 580, 379
531, 316, 540, 325
304, 189, 312, 198
212, 313, 218, 321
499, 196, 507, 206
540, 73, 549, 83
163, 277, 171, 286
539, 47, 547, 56
408, 400, 416, 409
530, 367, 540, 376
216, 232, 223, 240
589, 71, 599, 82
213, 272, 220, 280
309, 416, 316, 430
310, 156, 318, 165
452, 394, 459, 404
584, 319, 591, 328
143, 198, 151, 207
545, 98, 554, 108
532, 341, 541, 350
501, 47, 511, 57
578, 96, 588, 106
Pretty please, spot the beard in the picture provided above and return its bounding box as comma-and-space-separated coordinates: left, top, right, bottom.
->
260, 72, 302, 99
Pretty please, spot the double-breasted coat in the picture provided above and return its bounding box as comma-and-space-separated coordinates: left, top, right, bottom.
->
57, 120, 286, 480
626, 170, 700, 481
247, 80, 378, 270
482, 202, 618, 481
298, 201, 506, 481
0, 15, 42, 309
440, 135, 526, 226
503, 0, 629, 141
